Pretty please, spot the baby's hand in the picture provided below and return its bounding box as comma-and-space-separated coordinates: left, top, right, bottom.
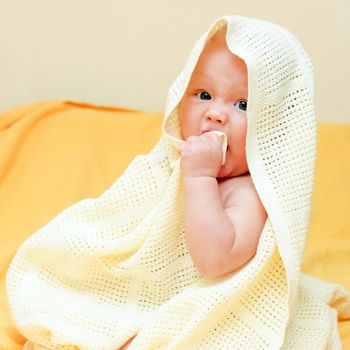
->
179, 133, 223, 178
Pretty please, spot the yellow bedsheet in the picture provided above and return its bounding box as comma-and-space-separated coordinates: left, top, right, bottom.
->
0, 100, 349, 349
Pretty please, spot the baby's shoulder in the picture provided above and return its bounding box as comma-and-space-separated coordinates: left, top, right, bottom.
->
218, 174, 257, 208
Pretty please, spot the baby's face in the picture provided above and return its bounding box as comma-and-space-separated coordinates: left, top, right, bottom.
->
178, 30, 249, 178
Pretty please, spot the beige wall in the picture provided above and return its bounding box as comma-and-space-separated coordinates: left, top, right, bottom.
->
1, 0, 349, 122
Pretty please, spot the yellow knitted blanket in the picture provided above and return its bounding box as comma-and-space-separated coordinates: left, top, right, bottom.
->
6, 15, 350, 350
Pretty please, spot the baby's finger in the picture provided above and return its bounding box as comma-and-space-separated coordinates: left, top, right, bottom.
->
201, 132, 221, 144
186, 135, 200, 144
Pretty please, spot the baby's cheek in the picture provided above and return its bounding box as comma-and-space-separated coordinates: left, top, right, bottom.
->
181, 122, 198, 140
181, 105, 203, 138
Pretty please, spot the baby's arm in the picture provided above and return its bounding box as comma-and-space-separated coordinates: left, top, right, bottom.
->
182, 175, 266, 277
179, 133, 267, 278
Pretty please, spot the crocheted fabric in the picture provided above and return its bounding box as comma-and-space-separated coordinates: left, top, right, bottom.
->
6, 15, 350, 350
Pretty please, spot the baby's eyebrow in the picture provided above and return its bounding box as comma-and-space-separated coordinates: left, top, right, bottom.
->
187, 83, 207, 92
189, 77, 213, 90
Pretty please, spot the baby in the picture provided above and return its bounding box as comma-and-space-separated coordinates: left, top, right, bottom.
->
178, 27, 267, 278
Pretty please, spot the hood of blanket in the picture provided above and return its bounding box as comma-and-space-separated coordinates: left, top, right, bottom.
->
162, 15, 316, 315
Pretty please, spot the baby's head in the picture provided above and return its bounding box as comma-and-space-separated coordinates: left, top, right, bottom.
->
177, 26, 249, 178
165, 15, 316, 269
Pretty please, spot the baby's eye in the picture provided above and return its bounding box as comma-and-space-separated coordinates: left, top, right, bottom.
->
234, 100, 247, 111
197, 91, 211, 100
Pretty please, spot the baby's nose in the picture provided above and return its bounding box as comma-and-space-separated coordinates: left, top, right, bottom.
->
205, 109, 227, 124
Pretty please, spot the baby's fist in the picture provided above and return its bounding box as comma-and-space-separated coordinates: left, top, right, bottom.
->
179, 133, 223, 178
